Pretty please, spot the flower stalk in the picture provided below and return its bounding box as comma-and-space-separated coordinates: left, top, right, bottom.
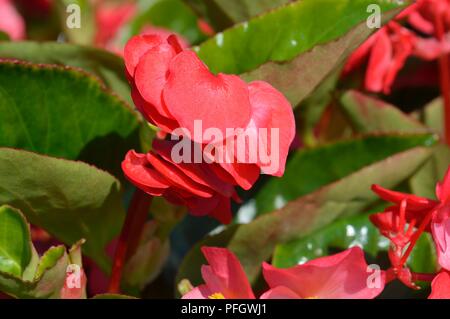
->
108, 189, 152, 294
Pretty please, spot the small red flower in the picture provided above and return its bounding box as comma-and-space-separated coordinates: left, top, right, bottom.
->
371, 166, 450, 289
261, 247, 385, 299
344, 0, 450, 94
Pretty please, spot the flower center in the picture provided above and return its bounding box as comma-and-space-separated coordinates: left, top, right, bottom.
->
208, 293, 225, 299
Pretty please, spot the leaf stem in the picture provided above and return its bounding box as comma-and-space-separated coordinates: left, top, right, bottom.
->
108, 189, 152, 294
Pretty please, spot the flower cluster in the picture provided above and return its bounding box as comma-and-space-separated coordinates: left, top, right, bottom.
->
182, 246, 385, 299
344, 0, 450, 94
122, 34, 296, 223
370, 166, 450, 298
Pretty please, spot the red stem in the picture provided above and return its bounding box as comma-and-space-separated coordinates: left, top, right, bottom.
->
108, 189, 152, 294
400, 209, 434, 266
435, 13, 450, 145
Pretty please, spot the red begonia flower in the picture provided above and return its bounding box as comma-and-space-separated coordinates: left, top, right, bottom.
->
429, 271, 450, 299
0, 0, 26, 40
182, 247, 255, 299
123, 32, 295, 222
261, 247, 385, 299
344, 0, 450, 94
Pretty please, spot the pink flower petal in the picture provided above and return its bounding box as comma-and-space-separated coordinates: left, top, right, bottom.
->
432, 216, 450, 271
260, 286, 300, 299
263, 247, 385, 299
245, 81, 295, 176
200, 247, 255, 299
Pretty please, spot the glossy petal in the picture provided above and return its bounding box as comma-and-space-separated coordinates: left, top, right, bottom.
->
124, 35, 165, 77
153, 139, 234, 197
432, 216, 450, 271
163, 51, 252, 144
343, 32, 378, 75
131, 86, 178, 132
372, 184, 437, 211
365, 28, 392, 93
146, 152, 214, 198
122, 150, 170, 196
200, 247, 255, 299
260, 286, 299, 299
245, 81, 295, 176
135, 44, 177, 119
382, 24, 415, 94
182, 285, 212, 299
263, 247, 384, 299
429, 271, 450, 299
141, 26, 189, 49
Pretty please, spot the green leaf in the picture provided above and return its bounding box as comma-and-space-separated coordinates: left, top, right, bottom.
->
0, 59, 139, 177
298, 69, 342, 146
424, 97, 443, 134
0, 206, 32, 277
0, 148, 126, 270
120, 0, 207, 46
0, 206, 74, 299
196, 0, 407, 75
234, 4, 402, 108
409, 98, 449, 198
35, 246, 66, 279
211, 0, 291, 23
55, 0, 95, 45
340, 90, 427, 133
182, 0, 234, 30
230, 145, 434, 282
410, 144, 450, 199
0, 41, 132, 104
0, 249, 69, 299
238, 134, 438, 219
273, 213, 436, 274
